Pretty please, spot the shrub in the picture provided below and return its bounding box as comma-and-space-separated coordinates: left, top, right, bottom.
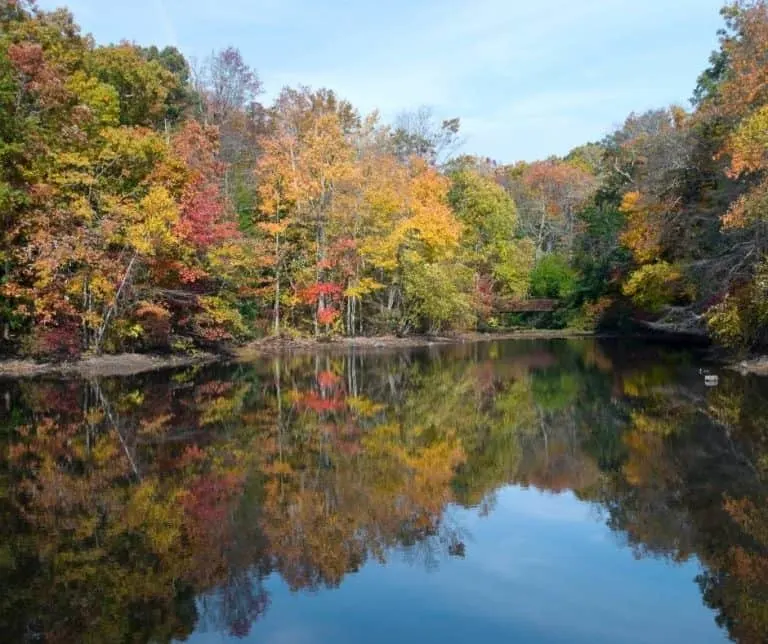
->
621, 262, 689, 314
134, 301, 172, 350
27, 320, 81, 360
530, 254, 577, 299
706, 259, 768, 351
403, 261, 475, 333
570, 296, 615, 331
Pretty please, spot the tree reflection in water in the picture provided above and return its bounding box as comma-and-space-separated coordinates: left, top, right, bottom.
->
0, 338, 766, 642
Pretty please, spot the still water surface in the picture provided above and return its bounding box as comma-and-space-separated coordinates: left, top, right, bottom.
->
1, 338, 767, 643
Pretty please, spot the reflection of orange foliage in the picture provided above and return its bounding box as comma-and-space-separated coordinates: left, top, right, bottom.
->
316, 370, 340, 389
583, 341, 614, 372
296, 391, 345, 412
183, 473, 245, 541
622, 427, 670, 487
12, 337, 766, 643
724, 497, 768, 584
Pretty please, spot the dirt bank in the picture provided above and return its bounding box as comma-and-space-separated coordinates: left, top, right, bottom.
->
0, 352, 220, 379
0, 330, 597, 378
233, 330, 597, 361
730, 356, 768, 376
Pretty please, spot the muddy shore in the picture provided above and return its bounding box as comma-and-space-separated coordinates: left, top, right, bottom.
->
730, 355, 768, 376
5, 329, 762, 379
0, 330, 596, 379
0, 352, 220, 379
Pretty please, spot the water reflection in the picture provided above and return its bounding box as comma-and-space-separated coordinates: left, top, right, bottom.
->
0, 339, 766, 643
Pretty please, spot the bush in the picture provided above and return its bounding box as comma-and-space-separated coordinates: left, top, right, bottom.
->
403, 261, 475, 333
706, 259, 768, 351
26, 320, 82, 360
530, 254, 577, 299
134, 301, 172, 350
192, 296, 247, 344
621, 262, 689, 314
570, 297, 615, 331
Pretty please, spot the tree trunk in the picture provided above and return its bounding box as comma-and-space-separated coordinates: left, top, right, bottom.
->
274, 234, 281, 336
537, 203, 547, 258
95, 254, 137, 354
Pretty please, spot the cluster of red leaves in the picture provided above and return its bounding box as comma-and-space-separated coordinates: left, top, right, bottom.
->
177, 181, 239, 251
8, 42, 65, 106
298, 282, 343, 305
317, 306, 340, 326
172, 120, 239, 252
197, 325, 234, 342
195, 381, 235, 397
178, 445, 207, 468
29, 320, 81, 359
473, 275, 494, 317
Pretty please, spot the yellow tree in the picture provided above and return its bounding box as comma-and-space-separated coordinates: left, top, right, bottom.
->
255, 88, 357, 336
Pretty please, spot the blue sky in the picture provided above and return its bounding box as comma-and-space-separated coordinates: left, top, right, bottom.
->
37, 0, 726, 162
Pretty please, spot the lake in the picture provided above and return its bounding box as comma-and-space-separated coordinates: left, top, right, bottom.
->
1, 338, 766, 643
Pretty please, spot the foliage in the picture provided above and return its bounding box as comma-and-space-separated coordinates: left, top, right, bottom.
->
530, 254, 577, 299
6, 0, 768, 354
448, 166, 533, 299
402, 260, 475, 333
621, 262, 687, 314
707, 257, 768, 349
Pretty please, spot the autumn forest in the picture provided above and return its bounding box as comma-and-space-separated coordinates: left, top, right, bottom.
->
2, 0, 768, 359
4, 3, 768, 642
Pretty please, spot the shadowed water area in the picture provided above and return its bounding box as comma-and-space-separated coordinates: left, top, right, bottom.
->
1, 338, 767, 643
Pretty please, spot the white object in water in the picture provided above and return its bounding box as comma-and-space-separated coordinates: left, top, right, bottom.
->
704, 374, 719, 387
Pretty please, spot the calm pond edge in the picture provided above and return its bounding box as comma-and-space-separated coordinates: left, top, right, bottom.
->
0, 331, 595, 379
1, 329, 764, 379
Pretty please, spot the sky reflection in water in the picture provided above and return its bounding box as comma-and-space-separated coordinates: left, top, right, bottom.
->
2, 338, 765, 643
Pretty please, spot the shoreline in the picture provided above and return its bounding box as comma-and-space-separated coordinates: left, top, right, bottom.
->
0, 330, 595, 379
0, 352, 220, 380
0, 329, 761, 379
233, 330, 599, 360
730, 356, 768, 376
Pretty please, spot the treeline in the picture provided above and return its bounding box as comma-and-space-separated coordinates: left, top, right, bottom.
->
2, 0, 768, 357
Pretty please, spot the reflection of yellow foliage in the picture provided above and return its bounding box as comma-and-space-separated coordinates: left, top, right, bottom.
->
622, 429, 667, 487
200, 384, 249, 426
119, 482, 185, 556
347, 396, 384, 417
629, 410, 677, 437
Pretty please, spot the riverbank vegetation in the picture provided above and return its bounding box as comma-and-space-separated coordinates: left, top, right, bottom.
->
2, 0, 768, 359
